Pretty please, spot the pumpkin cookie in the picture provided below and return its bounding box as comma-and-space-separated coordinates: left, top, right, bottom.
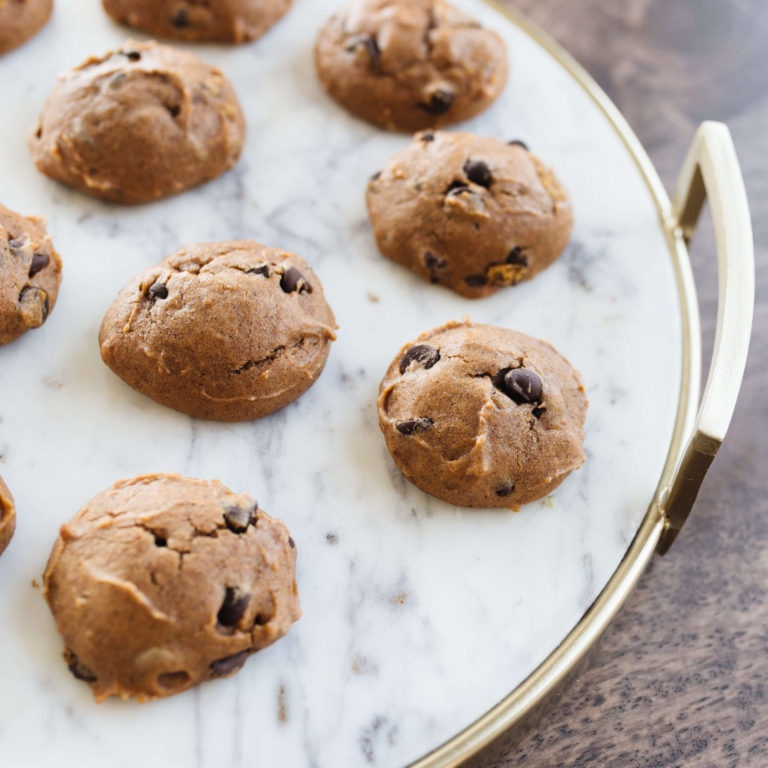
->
378, 321, 587, 508
102, 0, 291, 43
0, 476, 15, 556
29, 40, 245, 204
315, 0, 508, 131
0, 0, 52, 55
0, 202, 62, 346
43, 473, 300, 701
367, 131, 573, 297
99, 241, 337, 421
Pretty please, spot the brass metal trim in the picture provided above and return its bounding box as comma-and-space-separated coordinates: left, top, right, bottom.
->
405, 2, 718, 765
657, 122, 755, 553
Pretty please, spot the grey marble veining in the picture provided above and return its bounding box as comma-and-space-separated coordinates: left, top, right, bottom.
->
0, 1, 681, 766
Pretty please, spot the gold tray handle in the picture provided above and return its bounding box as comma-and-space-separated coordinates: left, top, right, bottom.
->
657, 122, 755, 554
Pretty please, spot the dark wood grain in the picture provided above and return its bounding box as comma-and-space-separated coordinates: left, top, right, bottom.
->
485, 1, 768, 766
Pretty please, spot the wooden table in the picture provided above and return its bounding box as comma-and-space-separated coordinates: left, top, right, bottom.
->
486, 1, 768, 765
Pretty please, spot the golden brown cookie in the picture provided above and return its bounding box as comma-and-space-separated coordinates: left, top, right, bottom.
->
367, 131, 573, 298
0, 475, 15, 557
99, 240, 337, 421
378, 321, 587, 509
29, 40, 245, 204
0, 0, 52, 55
102, 0, 292, 43
315, 0, 508, 132
43, 473, 300, 702
0, 202, 62, 346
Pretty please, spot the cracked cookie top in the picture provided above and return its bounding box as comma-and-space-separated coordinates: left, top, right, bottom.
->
0, 475, 15, 557
314, 0, 508, 131
367, 131, 573, 298
99, 240, 337, 421
0, 202, 62, 347
378, 321, 587, 509
28, 40, 245, 204
102, 0, 293, 43
43, 473, 300, 702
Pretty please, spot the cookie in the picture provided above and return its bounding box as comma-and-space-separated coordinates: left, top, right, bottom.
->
99, 240, 337, 421
0, 0, 52, 55
378, 321, 587, 508
0, 202, 62, 346
43, 473, 300, 701
315, 0, 508, 132
367, 131, 573, 298
0, 476, 15, 557
102, 0, 291, 43
29, 40, 245, 204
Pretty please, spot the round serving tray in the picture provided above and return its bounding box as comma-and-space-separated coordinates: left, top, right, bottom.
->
0, 1, 752, 767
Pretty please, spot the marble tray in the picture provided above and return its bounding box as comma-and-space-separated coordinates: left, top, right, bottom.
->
0, 1, 682, 766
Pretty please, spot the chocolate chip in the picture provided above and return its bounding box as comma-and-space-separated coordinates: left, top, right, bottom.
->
288, 536, 296, 549
217, 587, 250, 628
495, 481, 516, 497
171, 9, 189, 28
464, 275, 487, 287
125, 51, 141, 61
420, 131, 435, 142
463, 160, 493, 188
29, 252, 49, 277
245, 264, 269, 277
223, 503, 257, 533
495, 368, 543, 404
147, 283, 168, 300
424, 252, 446, 269
154, 535, 167, 547
18, 286, 49, 321
508, 139, 529, 150
532, 406, 547, 419
363, 35, 380, 65
506, 247, 528, 266
64, 650, 97, 682
420, 88, 454, 115
280, 267, 310, 294
8, 237, 26, 252
399, 344, 440, 374
371, 171, 381, 181
396, 418, 433, 435
210, 650, 250, 678
444, 180, 470, 196
166, 104, 181, 118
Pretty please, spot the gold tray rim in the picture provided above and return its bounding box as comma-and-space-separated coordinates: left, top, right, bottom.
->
408, 2, 702, 765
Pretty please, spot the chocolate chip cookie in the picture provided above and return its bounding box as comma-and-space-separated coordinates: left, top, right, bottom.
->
102, 0, 292, 43
99, 240, 337, 421
367, 131, 573, 298
0, 202, 62, 346
0, 0, 52, 55
43, 473, 300, 701
378, 321, 587, 508
315, 0, 508, 131
29, 40, 245, 204
0, 476, 15, 557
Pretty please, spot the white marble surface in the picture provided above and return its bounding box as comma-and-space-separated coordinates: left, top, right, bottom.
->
0, 1, 682, 766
